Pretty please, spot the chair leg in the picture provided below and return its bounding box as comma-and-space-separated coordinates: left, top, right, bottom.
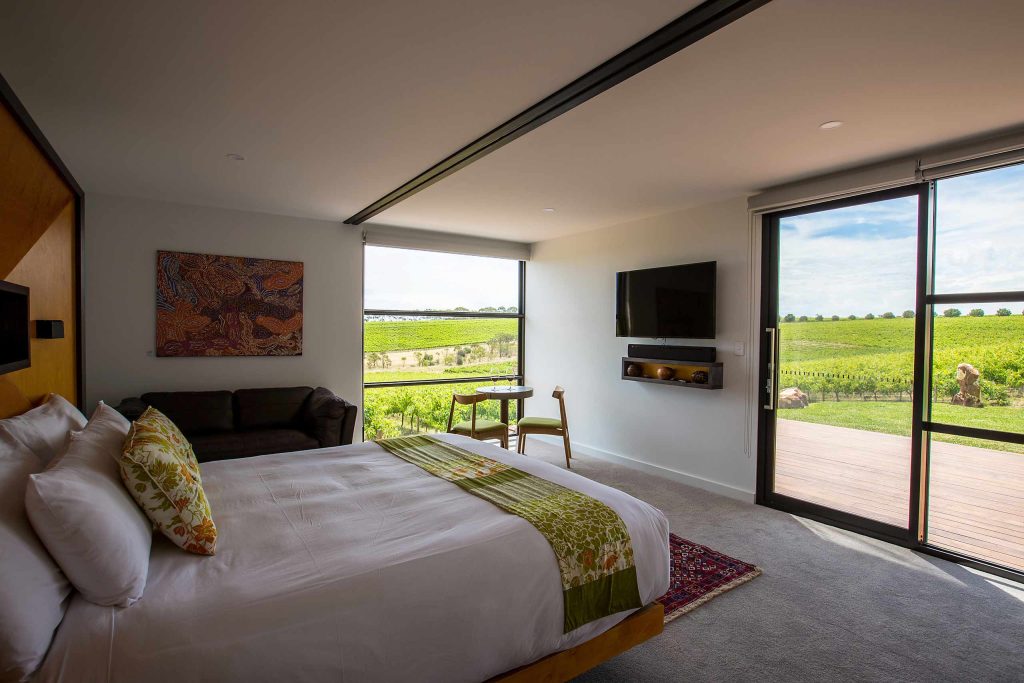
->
518, 433, 526, 454
562, 432, 572, 468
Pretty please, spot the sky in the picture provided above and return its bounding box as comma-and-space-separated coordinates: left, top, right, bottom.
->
779, 163, 1024, 317
364, 246, 519, 311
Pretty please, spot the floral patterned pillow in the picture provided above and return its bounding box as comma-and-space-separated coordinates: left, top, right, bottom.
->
120, 407, 217, 555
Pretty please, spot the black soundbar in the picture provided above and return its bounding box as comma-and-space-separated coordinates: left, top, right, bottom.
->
627, 344, 716, 362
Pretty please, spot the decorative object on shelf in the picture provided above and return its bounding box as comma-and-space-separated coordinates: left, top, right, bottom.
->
156, 250, 304, 357
35, 320, 64, 339
620, 357, 724, 390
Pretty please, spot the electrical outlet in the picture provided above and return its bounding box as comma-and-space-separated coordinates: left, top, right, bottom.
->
734, 342, 745, 356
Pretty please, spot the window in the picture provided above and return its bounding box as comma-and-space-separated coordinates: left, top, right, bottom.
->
363, 247, 524, 441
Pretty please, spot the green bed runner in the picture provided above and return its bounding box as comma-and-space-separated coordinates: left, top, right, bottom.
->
376, 434, 642, 632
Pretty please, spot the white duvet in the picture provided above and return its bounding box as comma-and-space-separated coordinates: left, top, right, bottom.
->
37, 434, 669, 682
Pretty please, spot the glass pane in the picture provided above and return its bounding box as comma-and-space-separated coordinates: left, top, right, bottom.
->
363, 381, 518, 441
929, 302, 1024, 435
934, 163, 1024, 294
773, 194, 919, 527
365, 246, 519, 312
364, 315, 518, 384
926, 433, 1024, 572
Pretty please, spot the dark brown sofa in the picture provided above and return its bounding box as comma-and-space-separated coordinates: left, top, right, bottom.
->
115, 386, 357, 462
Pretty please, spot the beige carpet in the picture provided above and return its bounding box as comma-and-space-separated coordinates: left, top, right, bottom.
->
518, 438, 1024, 683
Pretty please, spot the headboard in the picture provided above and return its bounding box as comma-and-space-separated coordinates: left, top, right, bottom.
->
1, 74, 84, 410
0, 377, 33, 419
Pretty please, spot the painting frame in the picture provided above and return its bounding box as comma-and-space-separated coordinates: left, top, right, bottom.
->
155, 250, 303, 357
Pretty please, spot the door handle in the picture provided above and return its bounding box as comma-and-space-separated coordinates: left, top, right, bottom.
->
764, 327, 777, 410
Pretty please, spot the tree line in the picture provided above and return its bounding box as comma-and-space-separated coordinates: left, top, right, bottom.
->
781, 308, 1021, 322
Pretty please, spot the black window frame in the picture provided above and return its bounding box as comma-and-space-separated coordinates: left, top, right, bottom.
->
362, 255, 526, 437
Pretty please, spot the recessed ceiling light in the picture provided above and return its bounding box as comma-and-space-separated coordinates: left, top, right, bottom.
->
225, 153, 246, 161
818, 121, 843, 130
542, 207, 556, 212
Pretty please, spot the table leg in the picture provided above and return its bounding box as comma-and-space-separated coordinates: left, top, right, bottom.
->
500, 399, 509, 425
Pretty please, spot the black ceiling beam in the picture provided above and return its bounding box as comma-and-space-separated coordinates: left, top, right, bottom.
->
344, 0, 772, 225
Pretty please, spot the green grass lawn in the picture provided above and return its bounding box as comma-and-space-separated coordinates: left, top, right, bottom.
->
365, 318, 517, 352
780, 401, 1024, 453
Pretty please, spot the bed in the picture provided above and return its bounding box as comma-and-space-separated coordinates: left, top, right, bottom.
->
35, 433, 669, 682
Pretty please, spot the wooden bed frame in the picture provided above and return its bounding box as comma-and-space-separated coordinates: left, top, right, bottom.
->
488, 603, 664, 682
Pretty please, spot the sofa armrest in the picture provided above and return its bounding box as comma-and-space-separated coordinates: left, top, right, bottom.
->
303, 387, 358, 447
115, 397, 148, 422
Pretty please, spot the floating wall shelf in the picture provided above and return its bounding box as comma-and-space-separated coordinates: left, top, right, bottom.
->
620, 356, 723, 390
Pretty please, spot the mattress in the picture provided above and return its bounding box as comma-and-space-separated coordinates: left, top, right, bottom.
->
36, 434, 669, 682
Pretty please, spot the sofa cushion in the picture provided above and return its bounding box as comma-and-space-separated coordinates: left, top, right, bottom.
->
234, 387, 312, 430
189, 433, 248, 462
141, 391, 233, 435
240, 430, 319, 457
190, 430, 318, 461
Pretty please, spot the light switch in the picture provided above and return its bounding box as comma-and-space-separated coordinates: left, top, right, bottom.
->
734, 342, 745, 356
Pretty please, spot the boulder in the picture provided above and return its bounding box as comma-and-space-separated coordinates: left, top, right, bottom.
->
951, 363, 983, 407
778, 387, 810, 409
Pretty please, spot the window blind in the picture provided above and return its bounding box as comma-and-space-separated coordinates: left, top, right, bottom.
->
748, 128, 1024, 214
362, 224, 531, 261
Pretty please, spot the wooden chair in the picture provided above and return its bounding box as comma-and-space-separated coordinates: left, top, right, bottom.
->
516, 386, 572, 468
447, 392, 509, 448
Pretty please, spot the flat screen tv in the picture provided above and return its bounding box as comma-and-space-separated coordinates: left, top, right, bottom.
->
615, 261, 716, 339
0, 280, 30, 375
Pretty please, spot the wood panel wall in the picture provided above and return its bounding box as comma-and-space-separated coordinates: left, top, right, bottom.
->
0, 97, 80, 412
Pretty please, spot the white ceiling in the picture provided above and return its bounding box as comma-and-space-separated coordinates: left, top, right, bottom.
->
0, 0, 694, 225
3, 1, 1024, 243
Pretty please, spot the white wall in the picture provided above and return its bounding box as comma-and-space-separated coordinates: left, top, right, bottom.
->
525, 196, 757, 498
83, 194, 364, 434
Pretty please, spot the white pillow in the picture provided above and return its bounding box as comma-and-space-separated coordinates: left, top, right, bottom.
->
25, 402, 152, 607
0, 394, 87, 466
0, 431, 72, 682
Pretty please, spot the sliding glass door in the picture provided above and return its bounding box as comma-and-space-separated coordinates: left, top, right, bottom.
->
759, 162, 1024, 578
759, 187, 925, 539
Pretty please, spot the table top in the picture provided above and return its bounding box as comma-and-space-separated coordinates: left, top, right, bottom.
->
476, 385, 534, 400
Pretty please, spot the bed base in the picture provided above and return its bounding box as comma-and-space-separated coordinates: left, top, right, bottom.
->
488, 603, 664, 682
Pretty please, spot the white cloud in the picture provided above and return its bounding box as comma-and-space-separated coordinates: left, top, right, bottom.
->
778, 164, 1024, 316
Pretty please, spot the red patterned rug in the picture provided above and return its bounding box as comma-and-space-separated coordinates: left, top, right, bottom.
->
656, 533, 762, 623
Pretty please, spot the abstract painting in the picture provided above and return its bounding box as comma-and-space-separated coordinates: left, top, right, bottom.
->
156, 250, 303, 357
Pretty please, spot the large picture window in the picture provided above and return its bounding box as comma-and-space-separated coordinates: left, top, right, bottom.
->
362, 246, 525, 441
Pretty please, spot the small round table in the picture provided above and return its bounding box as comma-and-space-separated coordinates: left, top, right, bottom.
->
476, 385, 533, 429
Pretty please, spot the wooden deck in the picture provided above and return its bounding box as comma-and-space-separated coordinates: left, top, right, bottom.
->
774, 419, 1024, 572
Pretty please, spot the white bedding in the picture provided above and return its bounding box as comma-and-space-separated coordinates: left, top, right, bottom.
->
36, 434, 669, 682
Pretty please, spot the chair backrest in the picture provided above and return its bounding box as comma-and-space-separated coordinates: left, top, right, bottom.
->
552, 386, 568, 431
453, 393, 487, 406
447, 392, 486, 432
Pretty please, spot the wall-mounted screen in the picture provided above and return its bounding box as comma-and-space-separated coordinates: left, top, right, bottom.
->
615, 261, 716, 339
0, 280, 30, 375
